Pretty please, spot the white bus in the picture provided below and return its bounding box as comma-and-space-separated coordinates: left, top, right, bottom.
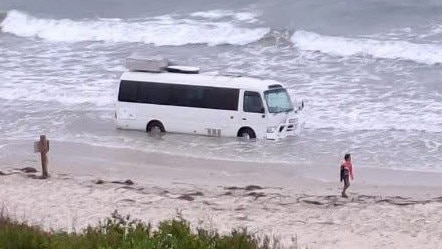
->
115, 58, 304, 140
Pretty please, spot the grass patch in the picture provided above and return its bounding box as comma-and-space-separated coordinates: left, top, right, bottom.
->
0, 210, 292, 249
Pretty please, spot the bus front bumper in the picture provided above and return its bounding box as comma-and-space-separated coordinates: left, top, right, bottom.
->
265, 119, 298, 140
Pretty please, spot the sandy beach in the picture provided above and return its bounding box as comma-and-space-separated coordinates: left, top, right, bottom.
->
0, 140, 441, 249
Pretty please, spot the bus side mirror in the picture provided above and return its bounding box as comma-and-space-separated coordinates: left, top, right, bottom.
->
297, 100, 304, 111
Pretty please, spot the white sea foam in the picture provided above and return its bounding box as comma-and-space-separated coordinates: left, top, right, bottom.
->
190, 9, 259, 23
0, 10, 268, 45
291, 30, 442, 65
426, 24, 442, 37
0, 79, 114, 107
0, 41, 118, 108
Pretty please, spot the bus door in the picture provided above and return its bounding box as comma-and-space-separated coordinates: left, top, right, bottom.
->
240, 91, 267, 135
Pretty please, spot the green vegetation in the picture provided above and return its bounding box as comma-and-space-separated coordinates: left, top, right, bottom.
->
0, 211, 289, 249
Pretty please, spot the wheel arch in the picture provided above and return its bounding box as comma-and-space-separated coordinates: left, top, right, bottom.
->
146, 119, 166, 132
237, 126, 256, 139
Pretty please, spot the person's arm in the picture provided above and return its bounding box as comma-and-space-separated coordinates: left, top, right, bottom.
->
350, 164, 354, 180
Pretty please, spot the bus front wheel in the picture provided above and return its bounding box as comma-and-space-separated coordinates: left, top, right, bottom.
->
146, 121, 165, 137
237, 128, 256, 140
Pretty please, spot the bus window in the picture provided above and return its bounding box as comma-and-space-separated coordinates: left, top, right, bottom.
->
264, 88, 294, 113
203, 87, 239, 110
243, 91, 264, 113
118, 80, 139, 102
119, 80, 239, 111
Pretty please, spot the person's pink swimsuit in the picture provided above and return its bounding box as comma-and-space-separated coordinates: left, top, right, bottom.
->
341, 161, 354, 180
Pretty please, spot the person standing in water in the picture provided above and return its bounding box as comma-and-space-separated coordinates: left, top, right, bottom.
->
340, 153, 354, 198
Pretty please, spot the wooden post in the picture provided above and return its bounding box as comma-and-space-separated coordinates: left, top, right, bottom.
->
35, 135, 50, 178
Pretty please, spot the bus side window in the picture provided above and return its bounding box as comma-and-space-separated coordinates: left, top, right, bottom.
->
243, 91, 264, 113
118, 80, 139, 102
187, 87, 204, 107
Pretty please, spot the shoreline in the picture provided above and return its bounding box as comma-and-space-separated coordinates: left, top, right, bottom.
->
1, 139, 442, 189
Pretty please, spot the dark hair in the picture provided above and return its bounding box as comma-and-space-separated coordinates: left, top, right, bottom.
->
344, 153, 351, 161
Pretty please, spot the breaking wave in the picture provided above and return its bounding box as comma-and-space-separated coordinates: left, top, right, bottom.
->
291, 30, 442, 65
0, 10, 269, 46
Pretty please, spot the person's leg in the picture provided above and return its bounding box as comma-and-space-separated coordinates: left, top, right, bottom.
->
342, 177, 350, 197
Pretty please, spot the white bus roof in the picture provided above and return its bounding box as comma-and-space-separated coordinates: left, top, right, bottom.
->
120, 71, 284, 92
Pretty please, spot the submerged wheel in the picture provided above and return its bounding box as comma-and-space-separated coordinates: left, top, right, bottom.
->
237, 128, 256, 140
146, 121, 165, 137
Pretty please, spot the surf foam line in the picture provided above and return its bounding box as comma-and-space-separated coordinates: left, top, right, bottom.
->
291, 30, 442, 65
0, 10, 269, 46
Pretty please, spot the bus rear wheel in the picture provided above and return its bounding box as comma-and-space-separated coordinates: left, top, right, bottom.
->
237, 128, 256, 140
146, 121, 165, 137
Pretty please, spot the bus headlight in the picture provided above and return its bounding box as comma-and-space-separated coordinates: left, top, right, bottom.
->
288, 118, 298, 124
267, 126, 277, 133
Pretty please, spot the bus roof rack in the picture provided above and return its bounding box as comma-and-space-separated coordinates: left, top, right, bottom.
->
126, 55, 169, 73
166, 65, 199, 74
125, 55, 200, 74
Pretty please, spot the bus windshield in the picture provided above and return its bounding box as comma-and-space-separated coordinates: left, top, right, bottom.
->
264, 88, 294, 113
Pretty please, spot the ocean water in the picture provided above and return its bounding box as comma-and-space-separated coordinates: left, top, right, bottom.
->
0, 0, 441, 172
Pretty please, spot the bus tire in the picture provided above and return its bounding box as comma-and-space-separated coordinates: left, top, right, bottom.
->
237, 127, 256, 140
146, 121, 165, 136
